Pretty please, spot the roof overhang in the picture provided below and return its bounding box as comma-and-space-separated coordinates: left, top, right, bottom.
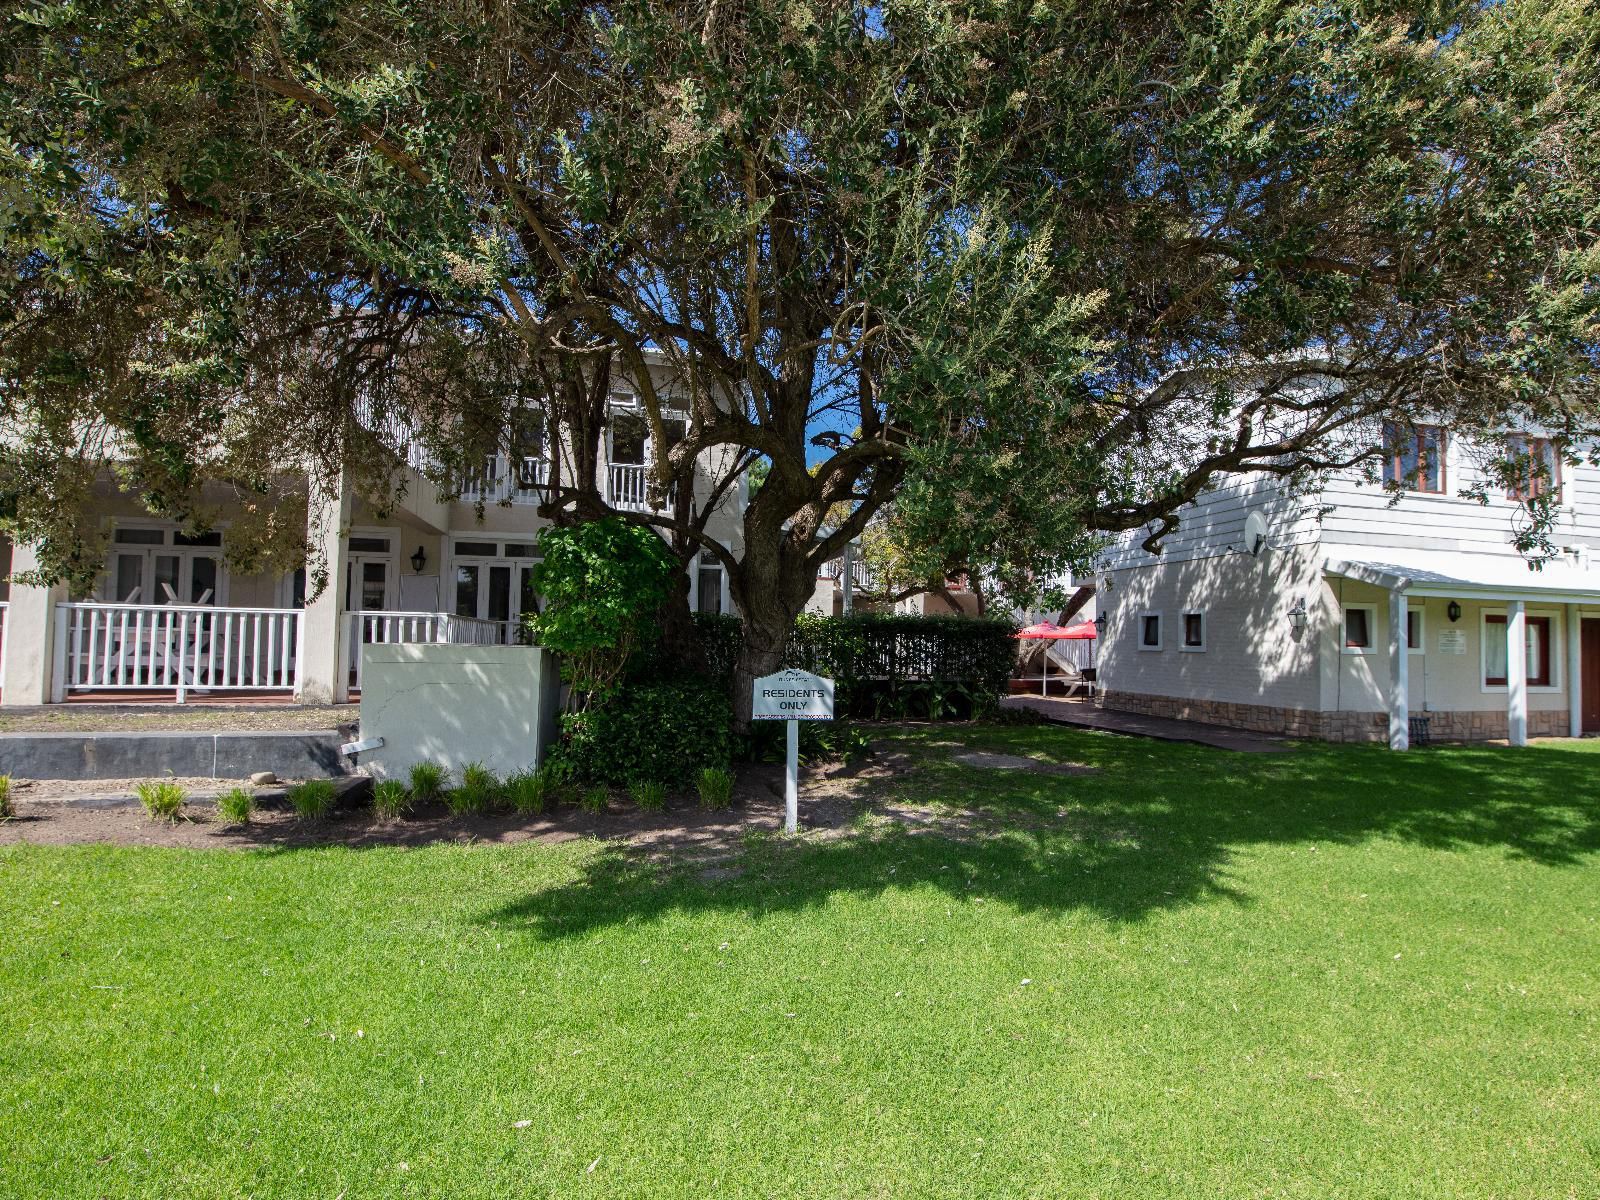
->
1322, 544, 1600, 605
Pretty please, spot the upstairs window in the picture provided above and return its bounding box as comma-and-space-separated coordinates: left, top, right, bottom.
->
1382, 422, 1445, 493
1181, 611, 1206, 651
610, 414, 647, 466
1505, 434, 1560, 502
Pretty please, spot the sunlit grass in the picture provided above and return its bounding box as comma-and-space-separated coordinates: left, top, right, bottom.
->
2, 725, 1597, 1198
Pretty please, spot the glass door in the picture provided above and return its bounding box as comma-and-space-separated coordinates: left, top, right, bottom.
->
346, 558, 392, 612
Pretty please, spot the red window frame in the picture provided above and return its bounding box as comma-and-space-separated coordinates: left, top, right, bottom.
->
1484, 614, 1552, 687
1506, 435, 1560, 502
1382, 422, 1446, 494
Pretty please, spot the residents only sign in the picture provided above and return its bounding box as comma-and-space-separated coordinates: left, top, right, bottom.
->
752, 669, 835, 721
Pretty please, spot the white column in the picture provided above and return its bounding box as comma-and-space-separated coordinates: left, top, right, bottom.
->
1388, 588, 1409, 751
1, 543, 69, 706
1566, 603, 1582, 738
1507, 599, 1528, 746
297, 473, 352, 705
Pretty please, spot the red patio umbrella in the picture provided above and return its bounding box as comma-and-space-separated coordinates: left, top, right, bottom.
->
1016, 620, 1096, 639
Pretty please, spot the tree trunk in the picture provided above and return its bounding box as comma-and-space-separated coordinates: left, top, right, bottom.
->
729, 554, 816, 732
656, 563, 708, 676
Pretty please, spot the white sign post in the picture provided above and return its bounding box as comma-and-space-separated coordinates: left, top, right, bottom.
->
752, 668, 835, 833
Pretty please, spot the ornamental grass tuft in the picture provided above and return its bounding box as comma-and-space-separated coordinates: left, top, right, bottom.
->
696, 766, 736, 810
135, 780, 188, 823
372, 779, 411, 820
628, 778, 667, 811
506, 768, 551, 815
215, 787, 254, 826
287, 780, 336, 821
449, 762, 501, 816
408, 761, 448, 805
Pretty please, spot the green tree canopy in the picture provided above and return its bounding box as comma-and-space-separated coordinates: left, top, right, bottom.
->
3, 0, 1597, 718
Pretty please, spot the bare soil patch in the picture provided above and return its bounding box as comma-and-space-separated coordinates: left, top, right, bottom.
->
0, 757, 895, 855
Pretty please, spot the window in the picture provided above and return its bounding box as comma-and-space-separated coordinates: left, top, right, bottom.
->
1181, 611, 1206, 651
1139, 612, 1162, 650
508, 409, 544, 461
503, 543, 539, 559
696, 550, 725, 615
1484, 613, 1552, 687
347, 536, 391, 554
1406, 607, 1424, 653
610, 414, 648, 465
1343, 604, 1375, 653
1382, 422, 1446, 493
1505, 434, 1560, 502
453, 540, 498, 558
113, 527, 165, 546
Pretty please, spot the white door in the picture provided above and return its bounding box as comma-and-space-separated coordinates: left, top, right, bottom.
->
346, 556, 392, 612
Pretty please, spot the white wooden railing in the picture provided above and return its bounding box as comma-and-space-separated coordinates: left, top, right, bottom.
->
459, 455, 549, 505
347, 610, 511, 689
819, 556, 880, 591
54, 603, 302, 701
607, 463, 678, 512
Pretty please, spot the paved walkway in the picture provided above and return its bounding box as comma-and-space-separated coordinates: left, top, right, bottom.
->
1000, 695, 1294, 753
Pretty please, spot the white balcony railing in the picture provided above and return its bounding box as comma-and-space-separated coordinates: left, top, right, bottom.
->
54, 603, 302, 701
347, 610, 511, 689
607, 463, 679, 512
819, 556, 879, 592
458, 454, 549, 505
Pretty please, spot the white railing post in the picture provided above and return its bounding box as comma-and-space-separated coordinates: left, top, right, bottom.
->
50, 603, 70, 704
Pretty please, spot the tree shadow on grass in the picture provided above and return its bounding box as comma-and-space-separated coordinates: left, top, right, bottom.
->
482, 729, 1600, 940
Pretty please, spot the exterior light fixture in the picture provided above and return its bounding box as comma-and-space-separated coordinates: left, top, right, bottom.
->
1287, 598, 1309, 636
410, 545, 428, 574
1447, 600, 1462, 623
1095, 612, 1108, 635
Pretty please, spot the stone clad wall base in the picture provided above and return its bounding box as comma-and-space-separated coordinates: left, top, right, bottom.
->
1098, 690, 1570, 743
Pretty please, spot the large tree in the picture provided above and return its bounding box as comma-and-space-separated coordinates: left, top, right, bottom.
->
4, 0, 1597, 721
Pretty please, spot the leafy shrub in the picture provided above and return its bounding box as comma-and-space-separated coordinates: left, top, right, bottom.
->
408, 761, 448, 804
629, 779, 667, 811
506, 768, 551, 815
695, 766, 736, 810
136, 780, 188, 822
287, 780, 336, 821
643, 613, 1019, 722
521, 517, 677, 697
372, 779, 411, 820
215, 787, 254, 825
0, 775, 12, 820
449, 762, 500, 816
549, 676, 733, 787
579, 785, 609, 814
744, 719, 872, 766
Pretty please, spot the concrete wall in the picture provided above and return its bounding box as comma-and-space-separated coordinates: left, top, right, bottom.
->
359, 643, 561, 781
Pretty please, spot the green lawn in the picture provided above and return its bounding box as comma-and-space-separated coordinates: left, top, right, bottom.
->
3, 725, 1598, 1198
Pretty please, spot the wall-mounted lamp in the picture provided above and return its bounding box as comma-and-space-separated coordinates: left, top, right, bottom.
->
410, 545, 428, 574
1287, 598, 1309, 638
1095, 612, 1108, 636
1447, 600, 1462, 623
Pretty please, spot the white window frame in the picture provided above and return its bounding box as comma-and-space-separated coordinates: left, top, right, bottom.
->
1341, 603, 1377, 655
1478, 606, 1563, 694
1179, 610, 1206, 653
1137, 611, 1163, 651
1406, 605, 1426, 655
101, 519, 230, 605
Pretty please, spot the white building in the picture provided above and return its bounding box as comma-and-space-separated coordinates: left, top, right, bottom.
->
1095, 425, 1597, 746
0, 367, 744, 707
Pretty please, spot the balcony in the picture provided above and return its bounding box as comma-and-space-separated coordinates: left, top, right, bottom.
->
607, 463, 678, 513
458, 455, 549, 506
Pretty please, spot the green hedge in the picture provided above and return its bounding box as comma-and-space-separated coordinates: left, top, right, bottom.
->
549, 676, 733, 787
688, 612, 1019, 720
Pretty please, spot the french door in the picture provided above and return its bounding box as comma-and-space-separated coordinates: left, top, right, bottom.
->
108, 548, 221, 605
345, 556, 392, 612
454, 559, 539, 627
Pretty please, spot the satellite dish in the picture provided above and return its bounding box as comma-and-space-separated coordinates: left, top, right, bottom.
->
1243, 510, 1270, 558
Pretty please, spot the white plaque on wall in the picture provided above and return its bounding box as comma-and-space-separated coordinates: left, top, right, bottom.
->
1437, 629, 1467, 656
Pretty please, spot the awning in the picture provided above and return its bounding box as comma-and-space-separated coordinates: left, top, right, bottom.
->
1323, 544, 1600, 603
